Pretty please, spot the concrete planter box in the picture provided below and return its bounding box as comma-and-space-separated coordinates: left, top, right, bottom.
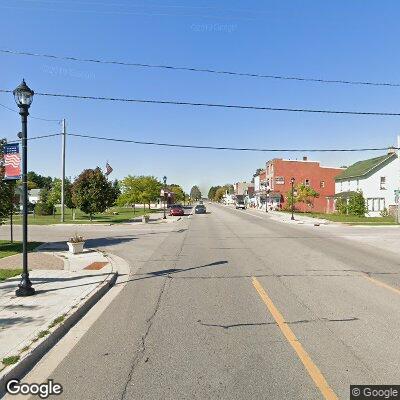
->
67, 241, 85, 254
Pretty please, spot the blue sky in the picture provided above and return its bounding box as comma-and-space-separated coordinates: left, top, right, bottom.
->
1, 0, 400, 194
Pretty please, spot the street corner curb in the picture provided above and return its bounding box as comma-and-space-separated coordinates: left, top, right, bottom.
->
103, 252, 131, 277
0, 271, 118, 398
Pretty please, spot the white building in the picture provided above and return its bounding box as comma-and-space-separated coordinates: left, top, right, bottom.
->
28, 188, 42, 204
335, 151, 399, 217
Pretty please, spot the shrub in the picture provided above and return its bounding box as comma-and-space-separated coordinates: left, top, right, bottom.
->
380, 207, 389, 217
34, 201, 54, 216
335, 198, 348, 214
348, 191, 366, 217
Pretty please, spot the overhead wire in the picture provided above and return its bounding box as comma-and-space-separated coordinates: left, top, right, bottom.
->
1, 49, 399, 87
1, 89, 400, 117
67, 132, 399, 152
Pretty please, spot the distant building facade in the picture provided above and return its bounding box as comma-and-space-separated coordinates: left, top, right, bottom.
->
265, 157, 343, 213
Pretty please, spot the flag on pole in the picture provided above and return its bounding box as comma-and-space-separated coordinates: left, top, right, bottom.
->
105, 162, 113, 176
3, 143, 21, 180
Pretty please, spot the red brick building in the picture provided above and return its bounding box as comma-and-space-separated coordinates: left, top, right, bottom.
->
265, 157, 344, 213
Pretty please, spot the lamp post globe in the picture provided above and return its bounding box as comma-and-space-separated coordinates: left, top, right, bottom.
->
14, 80, 35, 296
13, 79, 34, 109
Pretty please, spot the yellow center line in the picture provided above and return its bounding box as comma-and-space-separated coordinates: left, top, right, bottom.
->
252, 277, 338, 400
364, 275, 400, 296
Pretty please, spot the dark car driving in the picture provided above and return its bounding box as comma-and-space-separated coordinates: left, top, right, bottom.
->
195, 204, 207, 214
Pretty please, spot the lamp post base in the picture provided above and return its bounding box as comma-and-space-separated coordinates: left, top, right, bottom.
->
16, 285, 35, 297
15, 275, 35, 297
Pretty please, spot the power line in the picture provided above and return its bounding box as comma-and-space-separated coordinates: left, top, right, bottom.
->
1, 88, 399, 117
0, 101, 61, 122
1, 49, 399, 88
68, 133, 399, 152
1, 133, 62, 143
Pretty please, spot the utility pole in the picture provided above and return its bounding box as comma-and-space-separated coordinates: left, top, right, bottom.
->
61, 119, 66, 223
397, 135, 400, 224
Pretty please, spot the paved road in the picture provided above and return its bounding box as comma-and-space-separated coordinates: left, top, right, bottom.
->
8, 204, 400, 399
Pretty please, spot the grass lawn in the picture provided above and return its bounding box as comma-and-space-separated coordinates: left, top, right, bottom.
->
0, 240, 43, 259
0, 269, 22, 282
5, 206, 158, 225
291, 211, 397, 225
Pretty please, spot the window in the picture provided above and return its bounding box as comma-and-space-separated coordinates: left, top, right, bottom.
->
304, 179, 310, 187
275, 177, 285, 185
380, 176, 386, 190
367, 198, 385, 212
320, 181, 325, 188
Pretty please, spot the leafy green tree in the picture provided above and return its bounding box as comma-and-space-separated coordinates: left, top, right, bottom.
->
27, 171, 53, 189
118, 175, 161, 212
169, 184, 185, 203
47, 178, 75, 209
335, 197, 348, 215
348, 190, 366, 217
72, 168, 114, 220
139, 176, 162, 209
296, 184, 319, 210
225, 184, 234, 195
208, 186, 220, 200
190, 185, 202, 201
34, 187, 55, 216
214, 187, 226, 202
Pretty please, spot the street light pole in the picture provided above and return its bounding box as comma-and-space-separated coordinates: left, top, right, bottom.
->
13, 80, 35, 297
61, 119, 66, 223
163, 176, 167, 219
290, 177, 295, 221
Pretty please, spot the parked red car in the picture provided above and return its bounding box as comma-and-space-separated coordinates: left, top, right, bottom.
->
169, 204, 185, 216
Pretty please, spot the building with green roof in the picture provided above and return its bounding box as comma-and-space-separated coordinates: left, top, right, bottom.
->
334, 151, 399, 217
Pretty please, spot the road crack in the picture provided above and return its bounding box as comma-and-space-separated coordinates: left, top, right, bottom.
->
120, 219, 190, 400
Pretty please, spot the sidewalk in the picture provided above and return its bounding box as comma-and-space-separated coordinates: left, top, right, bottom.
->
0, 245, 127, 394
245, 207, 329, 225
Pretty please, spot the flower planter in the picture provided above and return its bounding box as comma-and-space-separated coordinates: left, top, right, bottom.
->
67, 241, 85, 254
142, 215, 150, 223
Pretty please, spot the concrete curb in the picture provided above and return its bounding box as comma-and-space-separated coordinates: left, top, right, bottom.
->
0, 251, 126, 397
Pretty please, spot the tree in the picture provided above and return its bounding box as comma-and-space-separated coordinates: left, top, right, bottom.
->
34, 187, 54, 216
295, 184, 319, 210
138, 176, 162, 209
72, 168, 114, 220
225, 184, 234, 195
214, 187, 226, 202
335, 197, 348, 215
348, 190, 366, 217
208, 186, 220, 200
48, 178, 74, 209
118, 176, 162, 213
169, 184, 185, 203
27, 171, 52, 189
190, 185, 202, 201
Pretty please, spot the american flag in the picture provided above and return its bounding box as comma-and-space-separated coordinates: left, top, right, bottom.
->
105, 162, 113, 176
4, 143, 21, 179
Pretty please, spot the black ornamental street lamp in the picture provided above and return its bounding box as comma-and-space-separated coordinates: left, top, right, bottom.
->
290, 177, 295, 221
163, 176, 167, 219
13, 80, 35, 297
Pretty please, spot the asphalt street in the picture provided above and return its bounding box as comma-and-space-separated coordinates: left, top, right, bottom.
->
4, 204, 400, 399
